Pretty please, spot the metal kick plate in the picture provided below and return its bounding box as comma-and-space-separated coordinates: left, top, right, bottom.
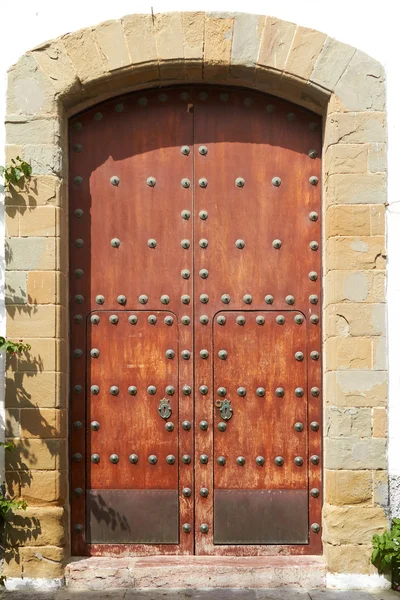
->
87, 489, 179, 544
214, 489, 308, 544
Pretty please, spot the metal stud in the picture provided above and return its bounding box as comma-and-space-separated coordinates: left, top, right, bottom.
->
182, 523, 191, 533
91, 421, 100, 431
182, 421, 191, 431
181, 269, 190, 280
180, 92, 189, 101
235, 239, 245, 250
200, 269, 209, 279
74, 176, 83, 186
276, 315, 285, 325
310, 455, 320, 465
295, 387, 304, 397
237, 387, 246, 397
200, 454, 208, 464
181, 239, 190, 249
90, 348, 100, 358
182, 454, 191, 464
147, 177, 156, 187
217, 456, 226, 466
74, 315, 83, 324
218, 387, 227, 397
200, 294, 209, 304
95, 295, 105, 306
159, 93, 168, 102
221, 294, 230, 304
166, 455, 176, 465
73, 384, 83, 394
217, 315, 226, 325
94, 112, 103, 121
74, 488, 83, 496
129, 315, 138, 324
74, 269, 84, 280
115, 103, 124, 112
73, 453, 83, 462
310, 488, 320, 498
117, 295, 126, 305
310, 351, 320, 361
147, 385, 156, 395
74, 294, 84, 305
311, 523, 321, 533
164, 316, 174, 326
199, 238, 208, 248
309, 271, 318, 281
309, 211, 319, 221
200, 350, 209, 359
181, 350, 191, 360
275, 456, 284, 466
272, 239, 282, 249
287, 112, 296, 122
200, 524, 209, 534
111, 238, 120, 248
74, 524, 84, 533
160, 295, 170, 306
128, 386, 137, 396
181, 210, 190, 220
285, 295, 295, 305
183, 385, 192, 396
309, 176, 319, 186
182, 487, 191, 497
311, 387, 320, 397
310, 314, 319, 324
310, 421, 320, 431
166, 385, 175, 396
236, 316, 246, 325
220, 93, 229, 102
73, 349, 83, 358
148, 239, 157, 249
72, 121, 83, 131
243, 294, 252, 304
146, 315, 156, 325
295, 314, 304, 324
309, 294, 319, 304
166, 349, 175, 359
139, 294, 148, 304
110, 176, 120, 186
256, 387, 265, 397
308, 149, 317, 159
265, 295, 274, 305
199, 92, 208, 101
199, 210, 208, 220
75, 238, 84, 248
266, 104, 275, 113
294, 456, 304, 466
181, 178, 191, 188
138, 96, 148, 106
200, 487, 209, 498
129, 454, 139, 464
200, 315, 209, 325
109, 314, 119, 324
244, 97, 253, 107
256, 456, 265, 466
181, 146, 190, 155
148, 455, 158, 465
275, 387, 284, 398
236, 456, 245, 466
91, 385, 100, 395
74, 209, 84, 218
199, 145, 208, 155
256, 316, 265, 325
110, 386, 119, 396
294, 422, 304, 432
310, 241, 319, 251
272, 177, 281, 187
295, 351, 304, 362
181, 316, 191, 325
199, 385, 208, 395
235, 177, 245, 187
199, 178, 208, 188
73, 420, 83, 429
217, 422, 227, 432
218, 350, 228, 360
199, 421, 208, 431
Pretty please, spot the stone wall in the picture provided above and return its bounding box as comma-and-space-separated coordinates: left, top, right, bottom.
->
3, 11, 387, 581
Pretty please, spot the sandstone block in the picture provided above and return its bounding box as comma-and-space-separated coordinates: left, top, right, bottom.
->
325, 144, 368, 176
13, 338, 66, 372
311, 38, 355, 90
324, 370, 387, 408
204, 14, 234, 78
94, 20, 131, 72
285, 26, 327, 80
27, 271, 65, 304
5, 438, 67, 471
258, 17, 296, 72
21, 545, 65, 578
18, 206, 61, 237
230, 13, 264, 80
5, 408, 20, 438
325, 303, 386, 337
182, 12, 205, 78
20, 408, 67, 439
325, 205, 370, 237
372, 407, 387, 438
5, 175, 61, 208
5, 206, 19, 236
62, 28, 105, 85
372, 336, 387, 370
325, 543, 375, 575
32, 40, 79, 96
326, 236, 386, 271
325, 470, 372, 505
373, 470, 389, 507
323, 504, 387, 544
326, 407, 371, 438
6, 237, 58, 271
1, 549, 23, 578
6, 305, 61, 338
5, 271, 27, 305
6, 371, 67, 409
6, 506, 66, 547
370, 204, 385, 235
368, 142, 387, 173
20, 470, 67, 505
6, 118, 60, 146
154, 13, 185, 79
324, 437, 387, 469
22, 144, 63, 177
7, 53, 56, 116
325, 337, 372, 370
326, 173, 387, 206
334, 50, 385, 112
324, 270, 385, 304
326, 112, 386, 145
122, 14, 159, 73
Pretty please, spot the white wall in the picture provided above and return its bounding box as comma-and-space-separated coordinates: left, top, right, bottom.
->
0, 0, 398, 513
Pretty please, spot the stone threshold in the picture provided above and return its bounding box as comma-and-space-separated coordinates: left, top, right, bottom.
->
65, 555, 326, 590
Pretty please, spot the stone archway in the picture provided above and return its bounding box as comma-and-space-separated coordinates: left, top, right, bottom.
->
4, 12, 387, 585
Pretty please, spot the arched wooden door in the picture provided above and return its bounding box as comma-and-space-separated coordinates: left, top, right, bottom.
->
69, 86, 322, 557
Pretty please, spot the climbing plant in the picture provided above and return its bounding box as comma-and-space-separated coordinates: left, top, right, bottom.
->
0, 156, 32, 188
371, 519, 400, 590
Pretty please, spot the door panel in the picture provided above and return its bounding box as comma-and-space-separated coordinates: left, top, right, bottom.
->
69, 86, 322, 556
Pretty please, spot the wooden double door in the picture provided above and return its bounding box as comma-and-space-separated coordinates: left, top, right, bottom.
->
69, 86, 322, 556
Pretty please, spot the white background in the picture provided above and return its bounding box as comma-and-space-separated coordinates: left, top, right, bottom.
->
0, 1, 398, 509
